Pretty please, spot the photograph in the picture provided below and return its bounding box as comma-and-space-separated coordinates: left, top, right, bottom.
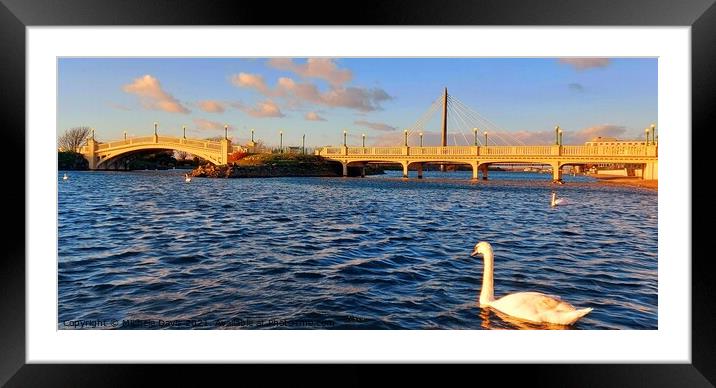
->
57, 57, 658, 330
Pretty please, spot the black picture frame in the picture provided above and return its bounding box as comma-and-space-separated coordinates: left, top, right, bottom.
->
1, 0, 711, 386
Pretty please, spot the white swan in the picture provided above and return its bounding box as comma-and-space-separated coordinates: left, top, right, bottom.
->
185, 173, 192, 183
63, 173, 68, 181
551, 192, 565, 207
470, 241, 592, 326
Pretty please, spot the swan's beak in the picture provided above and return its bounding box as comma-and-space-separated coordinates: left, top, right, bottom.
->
470, 249, 481, 258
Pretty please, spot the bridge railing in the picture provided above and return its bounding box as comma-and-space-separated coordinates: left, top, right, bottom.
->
481, 146, 553, 155
183, 138, 222, 150
562, 145, 650, 156
128, 136, 155, 144
412, 146, 475, 155
158, 136, 182, 144
346, 147, 404, 155
94, 136, 224, 151
318, 144, 656, 158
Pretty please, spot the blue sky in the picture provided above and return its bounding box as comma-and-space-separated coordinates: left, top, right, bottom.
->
57, 57, 657, 147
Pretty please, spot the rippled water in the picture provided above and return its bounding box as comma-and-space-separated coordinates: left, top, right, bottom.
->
58, 169, 657, 329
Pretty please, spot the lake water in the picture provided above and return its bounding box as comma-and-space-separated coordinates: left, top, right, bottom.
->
58, 170, 657, 329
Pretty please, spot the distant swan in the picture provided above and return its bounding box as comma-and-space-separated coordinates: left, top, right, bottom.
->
185, 173, 192, 183
551, 192, 565, 207
470, 241, 592, 326
62, 173, 68, 181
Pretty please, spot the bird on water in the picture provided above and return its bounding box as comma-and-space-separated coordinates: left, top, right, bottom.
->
551, 192, 565, 207
469, 241, 592, 326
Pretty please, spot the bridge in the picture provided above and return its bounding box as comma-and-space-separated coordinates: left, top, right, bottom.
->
317, 89, 658, 181
316, 144, 658, 181
78, 89, 658, 180
78, 127, 241, 170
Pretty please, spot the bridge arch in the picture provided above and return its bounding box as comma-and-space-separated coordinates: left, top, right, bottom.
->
97, 144, 225, 169
81, 136, 232, 169
95, 144, 224, 169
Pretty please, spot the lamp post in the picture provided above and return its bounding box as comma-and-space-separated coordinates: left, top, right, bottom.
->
182, 126, 186, 139
645, 127, 650, 146
473, 127, 478, 146
224, 124, 228, 140
154, 122, 158, 136
280, 130, 283, 153
123, 130, 127, 140
91, 128, 95, 140
302, 134, 306, 154
651, 123, 656, 144
554, 125, 560, 145
343, 130, 347, 147
558, 128, 563, 146
484, 131, 488, 146
362, 133, 366, 147
420, 132, 423, 147
251, 128, 255, 143
404, 129, 408, 146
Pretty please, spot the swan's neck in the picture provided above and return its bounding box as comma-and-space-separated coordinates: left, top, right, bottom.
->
480, 248, 495, 305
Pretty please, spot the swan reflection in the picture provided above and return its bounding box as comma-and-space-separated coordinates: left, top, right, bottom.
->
480, 307, 572, 330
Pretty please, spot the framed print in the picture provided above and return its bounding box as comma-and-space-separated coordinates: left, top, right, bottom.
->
2, 0, 713, 385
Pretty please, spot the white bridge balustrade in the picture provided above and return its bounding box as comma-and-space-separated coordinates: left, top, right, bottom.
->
317, 144, 658, 181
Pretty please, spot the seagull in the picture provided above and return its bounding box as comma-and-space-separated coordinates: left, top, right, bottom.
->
185, 173, 192, 183
63, 173, 68, 181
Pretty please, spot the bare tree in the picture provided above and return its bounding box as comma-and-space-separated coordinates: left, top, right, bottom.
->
58, 126, 92, 151
252, 139, 268, 153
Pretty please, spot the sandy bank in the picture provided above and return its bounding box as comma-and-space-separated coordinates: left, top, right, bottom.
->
593, 175, 658, 190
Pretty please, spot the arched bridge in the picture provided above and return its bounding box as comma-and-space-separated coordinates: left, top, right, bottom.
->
78, 134, 241, 169
317, 144, 658, 181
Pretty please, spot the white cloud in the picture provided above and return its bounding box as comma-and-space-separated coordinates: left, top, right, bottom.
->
197, 100, 226, 113
569, 124, 627, 144
232, 74, 392, 112
122, 75, 190, 113
231, 73, 269, 94
305, 111, 326, 121
192, 118, 224, 131
354, 120, 396, 132
510, 124, 628, 145
243, 100, 285, 118
268, 58, 352, 85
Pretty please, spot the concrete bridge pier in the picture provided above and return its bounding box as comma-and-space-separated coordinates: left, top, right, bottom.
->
361, 165, 366, 178
417, 163, 424, 179
479, 163, 489, 180
342, 162, 348, 177
643, 161, 658, 180
82, 138, 98, 170
470, 162, 479, 180
402, 162, 409, 178
551, 162, 562, 183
